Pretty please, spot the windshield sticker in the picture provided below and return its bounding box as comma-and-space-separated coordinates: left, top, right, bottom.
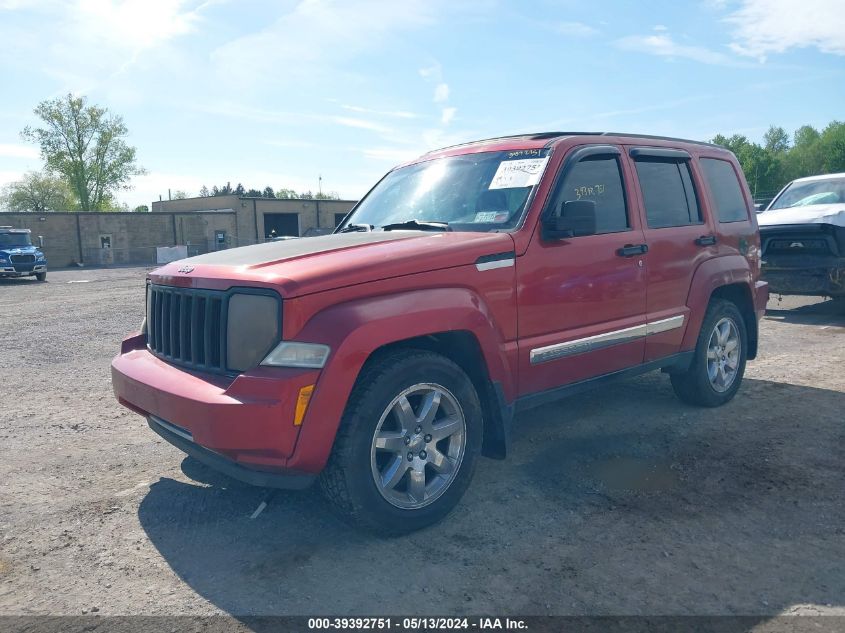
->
505, 149, 547, 160
489, 157, 549, 190
473, 211, 510, 223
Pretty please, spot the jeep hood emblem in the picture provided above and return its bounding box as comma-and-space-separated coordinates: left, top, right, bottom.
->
177, 265, 195, 273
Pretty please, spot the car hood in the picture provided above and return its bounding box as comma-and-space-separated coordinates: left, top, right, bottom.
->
758, 203, 845, 229
149, 230, 516, 297
0, 245, 39, 255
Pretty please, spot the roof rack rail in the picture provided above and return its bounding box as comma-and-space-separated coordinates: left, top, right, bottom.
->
601, 132, 722, 148
424, 131, 724, 157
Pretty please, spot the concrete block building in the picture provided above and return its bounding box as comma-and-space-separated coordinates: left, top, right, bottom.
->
0, 196, 357, 268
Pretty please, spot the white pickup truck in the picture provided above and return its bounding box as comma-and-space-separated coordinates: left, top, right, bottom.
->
758, 173, 845, 299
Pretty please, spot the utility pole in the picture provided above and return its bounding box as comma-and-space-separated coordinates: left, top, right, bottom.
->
318, 175, 322, 198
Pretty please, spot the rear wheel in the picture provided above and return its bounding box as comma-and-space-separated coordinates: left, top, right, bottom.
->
320, 350, 482, 535
671, 299, 747, 407
35, 272, 46, 282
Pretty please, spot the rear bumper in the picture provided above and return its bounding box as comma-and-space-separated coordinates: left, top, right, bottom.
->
111, 333, 324, 475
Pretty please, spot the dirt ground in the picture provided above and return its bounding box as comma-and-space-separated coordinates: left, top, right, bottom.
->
0, 267, 843, 619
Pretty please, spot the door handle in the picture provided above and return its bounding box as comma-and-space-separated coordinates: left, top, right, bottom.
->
617, 244, 648, 257
695, 235, 717, 246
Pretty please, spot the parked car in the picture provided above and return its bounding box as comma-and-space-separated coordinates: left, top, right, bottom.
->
758, 172, 845, 298
112, 132, 768, 534
0, 227, 47, 281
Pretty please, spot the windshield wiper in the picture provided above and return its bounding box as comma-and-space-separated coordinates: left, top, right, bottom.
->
380, 219, 451, 232
338, 223, 374, 233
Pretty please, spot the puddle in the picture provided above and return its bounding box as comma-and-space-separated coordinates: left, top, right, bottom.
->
588, 457, 679, 492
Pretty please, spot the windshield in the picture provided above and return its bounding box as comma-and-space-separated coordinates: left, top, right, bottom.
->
0, 233, 32, 248
341, 149, 551, 232
770, 176, 845, 210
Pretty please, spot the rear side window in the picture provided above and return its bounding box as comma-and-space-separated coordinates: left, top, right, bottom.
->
634, 158, 701, 228
554, 156, 629, 234
700, 158, 749, 223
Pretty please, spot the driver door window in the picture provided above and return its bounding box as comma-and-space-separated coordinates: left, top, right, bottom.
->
551, 156, 630, 234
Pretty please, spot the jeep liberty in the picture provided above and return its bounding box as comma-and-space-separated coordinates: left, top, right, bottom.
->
112, 132, 768, 534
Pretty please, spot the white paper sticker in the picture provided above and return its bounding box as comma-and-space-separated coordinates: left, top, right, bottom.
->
489, 157, 549, 190
474, 212, 498, 223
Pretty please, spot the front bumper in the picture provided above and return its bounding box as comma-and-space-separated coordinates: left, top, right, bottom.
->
111, 333, 323, 483
762, 260, 845, 297
0, 264, 46, 277
147, 415, 314, 489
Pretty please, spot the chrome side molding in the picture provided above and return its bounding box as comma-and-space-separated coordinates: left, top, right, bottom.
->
530, 314, 685, 365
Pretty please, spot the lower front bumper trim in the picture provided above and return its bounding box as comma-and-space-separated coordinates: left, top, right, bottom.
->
147, 416, 316, 490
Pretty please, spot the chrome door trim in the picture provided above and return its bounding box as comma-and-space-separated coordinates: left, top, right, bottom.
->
645, 314, 685, 335
476, 257, 515, 272
529, 314, 685, 365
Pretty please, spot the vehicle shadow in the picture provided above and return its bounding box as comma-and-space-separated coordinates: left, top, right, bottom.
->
137, 376, 845, 622
764, 297, 845, 327
0, 277, 43, 287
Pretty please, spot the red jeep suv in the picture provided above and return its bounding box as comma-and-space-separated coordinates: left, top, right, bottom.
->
112, 132, 768, 534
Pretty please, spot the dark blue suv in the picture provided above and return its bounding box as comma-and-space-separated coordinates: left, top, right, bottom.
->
0, 227, 47, 281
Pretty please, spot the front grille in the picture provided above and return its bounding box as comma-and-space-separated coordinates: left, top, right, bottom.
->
147, 285, 225, 373
10, 254, 35, 264
765, 238, 831, 255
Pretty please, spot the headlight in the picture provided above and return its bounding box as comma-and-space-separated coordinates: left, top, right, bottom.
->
36, 252, 46, 261
261, 342, 330, 369
227, 293, 280, 372
0, 255, 7, 262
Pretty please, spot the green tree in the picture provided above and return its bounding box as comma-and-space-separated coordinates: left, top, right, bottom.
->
763, 126, 790, 153
263, 186, 275, 198
0, 170, 75, 212
275, 188, 298, 199
21, 94, 145, 211
818, 121, 845, 174
199, 185, 210, 197
134, 204, 149, 212
172, 190, 187, 200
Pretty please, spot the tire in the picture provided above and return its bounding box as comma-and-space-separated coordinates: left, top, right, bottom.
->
35, 272, 46, 282
671, 298, 748, 407
319, 350, 483, 535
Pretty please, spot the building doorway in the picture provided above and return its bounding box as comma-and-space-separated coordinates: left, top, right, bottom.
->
263, 213, 299, 239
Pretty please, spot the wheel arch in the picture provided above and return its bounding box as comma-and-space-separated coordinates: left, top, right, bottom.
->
363, 331, 513, 460
286, 287, 515, 472
684, 255, 759, 360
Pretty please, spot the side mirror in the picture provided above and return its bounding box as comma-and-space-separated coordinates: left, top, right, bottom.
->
754, 203, 764, 213
543, 200, 597, 240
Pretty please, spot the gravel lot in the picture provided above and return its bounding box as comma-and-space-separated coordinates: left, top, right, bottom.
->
0, 267, 843, 619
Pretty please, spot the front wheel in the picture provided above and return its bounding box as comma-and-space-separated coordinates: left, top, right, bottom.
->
35, 271, 46, 282
671, 299, 747, 407
320, 350, 483, 535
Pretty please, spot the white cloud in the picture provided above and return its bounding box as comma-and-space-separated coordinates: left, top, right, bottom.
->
441, 107, 456, 125
653, 24, 668, 31
0, 143, 39, 159
552, 21, 598, 37
725, 0, 845, 60
616, 33, 738, 65
341, 104, 417, 119
330, 116, 392, 134
362, 147, 419, 162
433, 82, 450, 103
0, 0, 210, 92
212, 0, 438, 81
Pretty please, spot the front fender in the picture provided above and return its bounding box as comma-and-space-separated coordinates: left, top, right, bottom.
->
285, 287, 514, 473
